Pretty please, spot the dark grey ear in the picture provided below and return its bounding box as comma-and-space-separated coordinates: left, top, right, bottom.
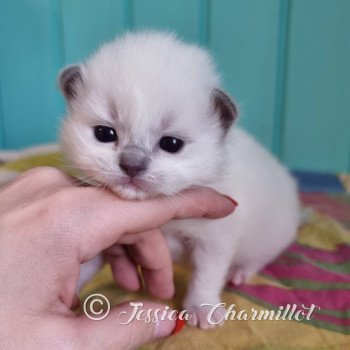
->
59, 65, 83, 100
211, 89, 238, 134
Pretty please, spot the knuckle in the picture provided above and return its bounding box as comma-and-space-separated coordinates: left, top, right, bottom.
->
18, 166, 67, 185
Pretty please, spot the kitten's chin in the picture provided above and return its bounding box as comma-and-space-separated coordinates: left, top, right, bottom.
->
111, 184, 155, 200
110, 177, 162, 200
110, 179, 189, 200
111, 178, 191, 200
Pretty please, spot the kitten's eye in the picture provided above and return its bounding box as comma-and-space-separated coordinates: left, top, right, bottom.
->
159, 136, 184, 153
94, 125, 117, 143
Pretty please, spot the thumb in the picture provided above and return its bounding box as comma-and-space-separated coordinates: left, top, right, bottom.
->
77, 300, 181, 349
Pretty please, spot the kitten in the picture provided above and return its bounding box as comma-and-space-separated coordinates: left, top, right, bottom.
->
59, 31, 300, 329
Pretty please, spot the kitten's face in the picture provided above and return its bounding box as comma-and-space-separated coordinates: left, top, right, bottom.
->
60, 33, 237, 199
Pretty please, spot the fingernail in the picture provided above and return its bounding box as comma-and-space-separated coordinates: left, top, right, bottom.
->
153, 311, 185, 338
171, 318, 185, 335
153, 318, 177, 338
223, 195, 238, 207
71, 294, 81, 309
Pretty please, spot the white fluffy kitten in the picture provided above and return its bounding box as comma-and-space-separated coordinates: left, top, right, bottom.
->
59, 31, 300, 329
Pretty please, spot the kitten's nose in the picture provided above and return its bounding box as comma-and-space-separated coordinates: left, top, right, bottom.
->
119, 146, 149, 177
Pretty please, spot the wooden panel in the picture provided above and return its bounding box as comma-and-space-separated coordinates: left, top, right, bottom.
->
209, 0, 281, 150
0, 0, 64, 149
0, 84, 5, 148
282, 0, 350, 172
132, 0, 201, 43
61, 0, 124, 64
0, 0, 349, 172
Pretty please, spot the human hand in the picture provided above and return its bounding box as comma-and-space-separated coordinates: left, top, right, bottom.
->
0, 167, 236, 349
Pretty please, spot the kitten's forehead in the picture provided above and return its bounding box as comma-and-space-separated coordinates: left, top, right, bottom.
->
87, 63, 209, 115
84, 32, 218, 109
78, 32, 220, 142
84, 71, 208, 134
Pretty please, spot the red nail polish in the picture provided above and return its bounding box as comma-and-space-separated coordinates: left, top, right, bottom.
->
171, 318, 185, 335
224, 195, 238, 207
71, 294, 81, 309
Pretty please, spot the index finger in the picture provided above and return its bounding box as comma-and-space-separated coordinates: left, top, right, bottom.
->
69, 187, 237, 262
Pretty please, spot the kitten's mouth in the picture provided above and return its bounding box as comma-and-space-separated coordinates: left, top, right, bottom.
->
110, 176, 160, 200
117, 176, 147, 190
113, 176, 156, 198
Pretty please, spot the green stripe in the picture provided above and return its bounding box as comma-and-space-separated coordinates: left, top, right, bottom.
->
285, 252, 350, 275
260, 274, 350, 291
317, 308, 350, 319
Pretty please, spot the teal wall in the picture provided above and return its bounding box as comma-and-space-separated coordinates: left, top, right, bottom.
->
0, 0, 349, 172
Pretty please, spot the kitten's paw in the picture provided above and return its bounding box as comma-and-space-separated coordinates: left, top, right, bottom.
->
184, 303, 226, 329
228, 265, 258, 286
230, 268, 246, 286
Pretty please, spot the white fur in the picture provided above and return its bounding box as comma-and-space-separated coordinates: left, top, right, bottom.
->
60, 31, 300, 328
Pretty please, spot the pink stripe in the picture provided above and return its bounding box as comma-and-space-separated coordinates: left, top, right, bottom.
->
230, 284, 350, 326
316, 312, 350, 327
236, 285, 350, 312
300, 192, 350, 222
288, 242, 350, 264
262, 256, 350, 283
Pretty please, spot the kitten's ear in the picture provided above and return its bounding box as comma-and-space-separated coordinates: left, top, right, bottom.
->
58, 65, 83, 101
211, 89, 238, 135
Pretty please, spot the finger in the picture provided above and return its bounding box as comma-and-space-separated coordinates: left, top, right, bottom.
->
76, 301, 179, 349
105, 244, 141, 291
72, 187, 236, 262
127, 229, 174, 299
1, 167, 74, 212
